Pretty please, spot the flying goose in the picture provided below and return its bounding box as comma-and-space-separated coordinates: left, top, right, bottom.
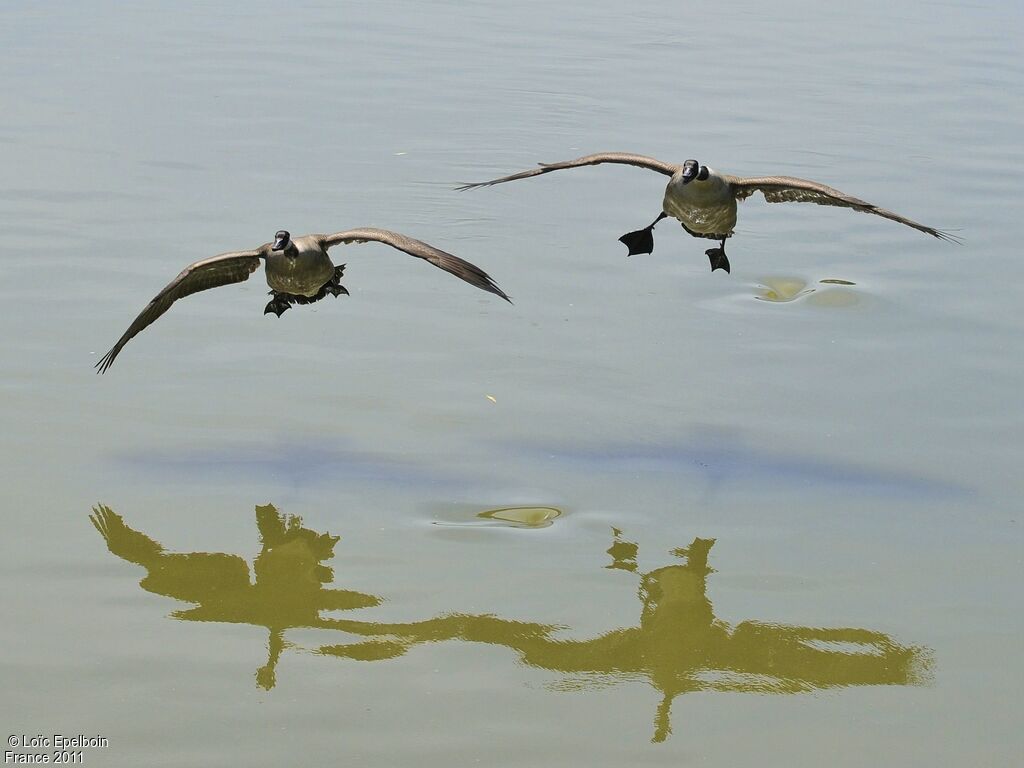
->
458, 153, 957, 273
95, 228, 510, 373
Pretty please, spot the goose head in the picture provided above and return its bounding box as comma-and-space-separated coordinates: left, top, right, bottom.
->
272, 230, 292, 253
681, 160, 710, 185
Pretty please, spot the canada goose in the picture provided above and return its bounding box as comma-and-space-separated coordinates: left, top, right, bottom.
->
458, 153, 958, 273
95, 228, 510, 373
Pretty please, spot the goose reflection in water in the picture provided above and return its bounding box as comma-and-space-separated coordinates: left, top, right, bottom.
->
92, 505, 931, 741
325, 529, 932, 742
90, 503, 380, 689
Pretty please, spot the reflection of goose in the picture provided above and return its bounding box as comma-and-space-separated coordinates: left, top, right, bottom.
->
90, 503, 381, 689
459, 153, 957, 273
95, 228, 510, 372
92, 506, 931, 740
325, 530, 931, 743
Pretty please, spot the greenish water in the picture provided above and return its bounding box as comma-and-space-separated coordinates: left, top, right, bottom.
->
2, 1, 1022, 766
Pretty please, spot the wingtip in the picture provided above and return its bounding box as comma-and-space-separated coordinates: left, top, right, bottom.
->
451, 254, 511, 303
480, 275, 511, 304
94, 350, 115, 374
934, 228, 964, 245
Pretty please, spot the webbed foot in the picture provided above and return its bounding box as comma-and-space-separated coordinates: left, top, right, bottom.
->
321, 264, 350, 298
619, 227, 655, 256
705, 247, 731, 273
264, 297, 292, 317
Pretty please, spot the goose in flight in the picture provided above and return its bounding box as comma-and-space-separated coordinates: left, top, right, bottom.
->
95, 228, 510, 373
458, 153, 957, 273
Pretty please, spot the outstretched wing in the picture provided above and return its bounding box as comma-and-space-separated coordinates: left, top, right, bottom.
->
90, 504, 165, 564
319, 228, 510, 302
456, 152, 680, 190
95, 249, 265, 373
727, 175, 959, 242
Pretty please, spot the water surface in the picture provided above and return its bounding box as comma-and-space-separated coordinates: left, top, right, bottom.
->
1, 1, 1021, 766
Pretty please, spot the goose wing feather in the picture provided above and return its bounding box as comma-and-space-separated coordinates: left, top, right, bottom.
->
96, 249, 265, 373
456, 152, 680, 190
727, 175, 959, 242
319, 228, 510, 302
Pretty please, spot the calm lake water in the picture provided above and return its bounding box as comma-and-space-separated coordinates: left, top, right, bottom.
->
2, 1, 1022, 765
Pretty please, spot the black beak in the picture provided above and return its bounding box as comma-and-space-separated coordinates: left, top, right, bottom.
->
681, 167, 697, 185
272, 236, 287, 251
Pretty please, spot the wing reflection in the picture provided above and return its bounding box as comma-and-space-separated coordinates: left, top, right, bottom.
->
90, 503, 380, 689
91, 505, 931, 741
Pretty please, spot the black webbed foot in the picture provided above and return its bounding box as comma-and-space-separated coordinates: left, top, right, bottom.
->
264, 297, 292, 317
619, 227, 655, 256
619, 213, 667, 256
705, 248, 731, 273
325, 265, 349, 298
303, 283, 336, 305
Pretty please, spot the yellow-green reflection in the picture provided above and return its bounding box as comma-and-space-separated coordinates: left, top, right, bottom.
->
476, 505, 562, 527
754, 276, 862, 307
92, 505, 931, 742
755, 276, 814, 302
90, 504, 380, 689
808, 286, 861, 307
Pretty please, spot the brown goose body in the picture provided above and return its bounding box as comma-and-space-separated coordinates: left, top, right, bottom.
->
264, 234, 337, 296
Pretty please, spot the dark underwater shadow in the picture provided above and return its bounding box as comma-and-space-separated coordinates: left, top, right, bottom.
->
111, 438, 465, 492
497, 428, 970, 501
